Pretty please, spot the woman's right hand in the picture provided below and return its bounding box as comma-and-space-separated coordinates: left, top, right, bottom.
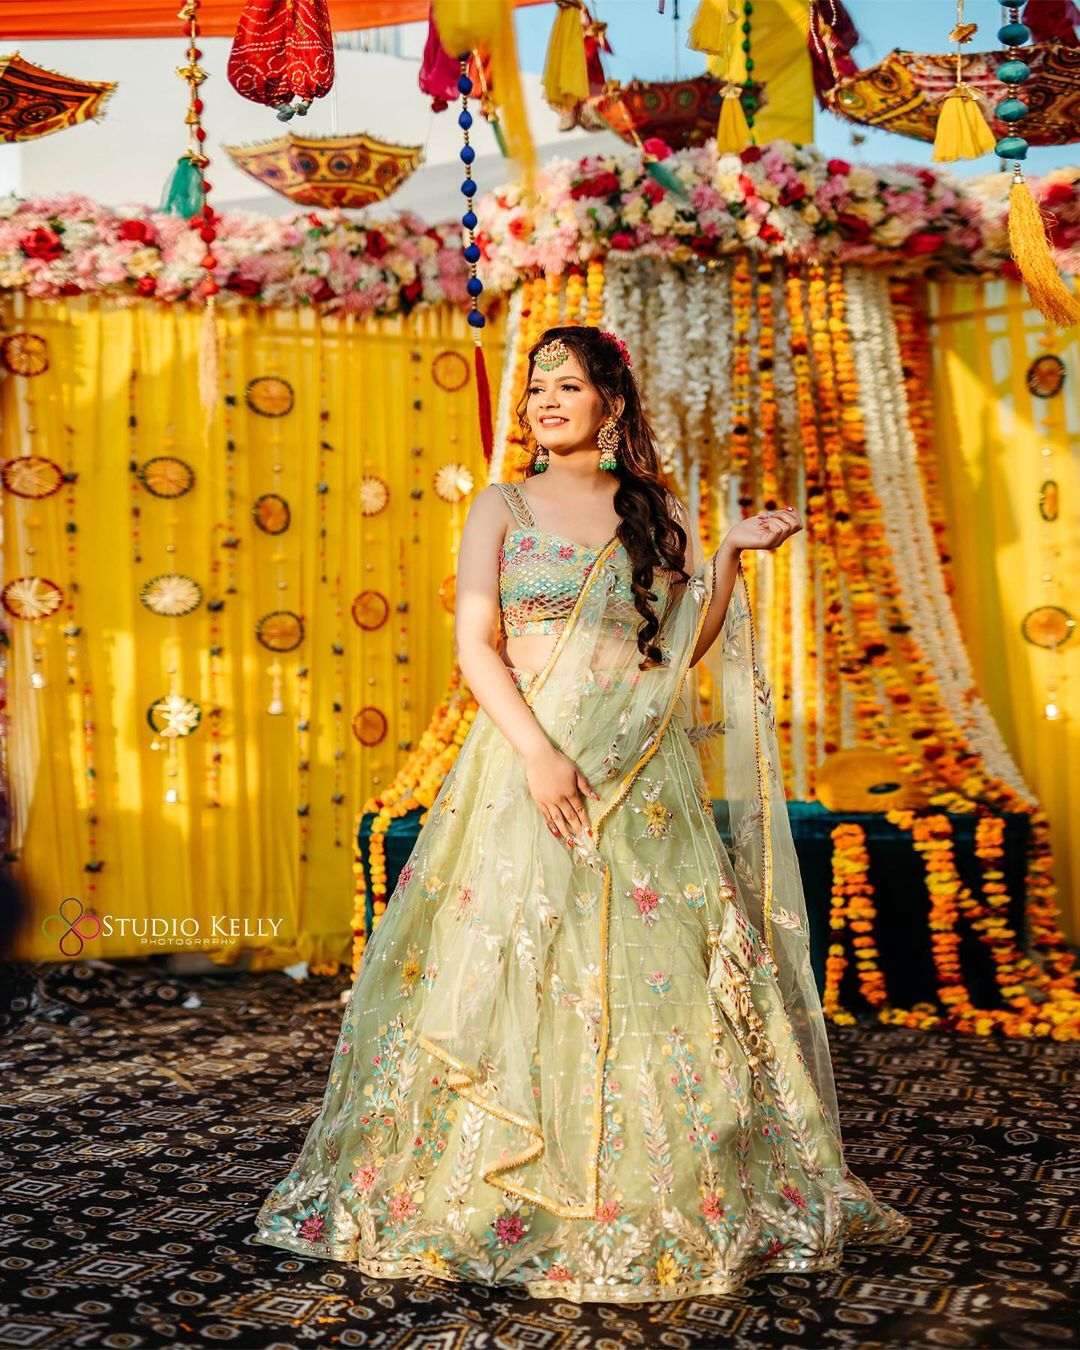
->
525, 744, 600, 844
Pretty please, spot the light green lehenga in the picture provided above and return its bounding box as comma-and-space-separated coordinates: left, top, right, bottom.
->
254, 530, 910, 1303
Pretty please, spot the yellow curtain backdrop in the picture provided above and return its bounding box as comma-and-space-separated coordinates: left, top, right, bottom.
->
2, 295, 502, 966
929, 277, 1080, 942
707, 0, 814, 146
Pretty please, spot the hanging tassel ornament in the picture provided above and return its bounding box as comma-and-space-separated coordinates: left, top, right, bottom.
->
688, 0, 732, 53
159, 152, 205, 216
933, 1, 995, 161
716, 81, 752, 153
933, 83, 996, 160
457, 58, 494, 461
542, 0, 589, 112
172, 0, 221, 425
996, 3, 1080, 327
689, 0, 753, 154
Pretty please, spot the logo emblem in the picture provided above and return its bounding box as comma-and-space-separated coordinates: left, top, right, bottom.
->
41, 897, 101, 956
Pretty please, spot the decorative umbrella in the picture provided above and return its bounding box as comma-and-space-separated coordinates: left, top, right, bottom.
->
820, 40, 1080, 146
225, 131, 423, 208
597, 73, 764, 151
0, 53, 114, 142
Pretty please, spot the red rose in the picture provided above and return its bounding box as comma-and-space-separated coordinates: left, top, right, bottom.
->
736, 173, 757, 198
402, 279, 423, 304
60, 282, 83, 296
916, 169, 937, 191
836, 212, 872, 242
643, 178, 666, 203
311, 279, 336, 304
642, 136, 673, 161
119, 219, 156, 245
365, 230, 390, 259
740, 146, 762, 164
136, 276, 157, 296
20, 227, 63, 262
508, 215, 531, 239
759, 222, 783, 244
827, 158, 851, 176
226, 274, 261, 297
902, 231, 943, 257
778, 183, 806, 207
1041, 182, 1076, 208
609, 232, 636, 251
570, 171, 620, 199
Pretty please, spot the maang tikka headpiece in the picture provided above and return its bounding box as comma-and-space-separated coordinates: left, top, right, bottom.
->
534, 337, 570, 371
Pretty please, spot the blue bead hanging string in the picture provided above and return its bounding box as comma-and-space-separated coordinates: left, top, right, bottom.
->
457, 57, 494, 459
458, 59, 485, 331
995, 4, 1031, 164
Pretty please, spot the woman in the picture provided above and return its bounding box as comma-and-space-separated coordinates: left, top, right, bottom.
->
254, 326, 910, 1301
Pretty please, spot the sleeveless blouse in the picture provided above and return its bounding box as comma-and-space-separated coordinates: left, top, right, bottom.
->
496, 482, 639, 641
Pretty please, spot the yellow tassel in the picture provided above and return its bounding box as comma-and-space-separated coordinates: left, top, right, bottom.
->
932, 83, 995, 162
1008, 172, 1080, 329
542, 0, 588, 111
199, 294, 220, 432
688, 0, 734, 55
716, 84, 751, 154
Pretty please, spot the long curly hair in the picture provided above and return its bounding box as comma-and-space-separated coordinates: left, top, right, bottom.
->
515, 325, 690, 669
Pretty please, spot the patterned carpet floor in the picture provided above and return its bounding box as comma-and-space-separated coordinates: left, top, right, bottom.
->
0, 959, 1077, 1350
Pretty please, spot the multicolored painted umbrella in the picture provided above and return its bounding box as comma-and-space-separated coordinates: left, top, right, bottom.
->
0, 53, 114, 142
597, 74, 765, 150
820, 41, 1080, 146
225, 131, 423, 209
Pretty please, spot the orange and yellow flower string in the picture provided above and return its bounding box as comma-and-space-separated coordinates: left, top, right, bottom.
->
351, 665, 478, 967
827, 264, 1075, 989
825, 822, 887, 1025
729, 253, 754, 513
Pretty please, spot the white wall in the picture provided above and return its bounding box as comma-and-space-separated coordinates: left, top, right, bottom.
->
0, 37, 625, 220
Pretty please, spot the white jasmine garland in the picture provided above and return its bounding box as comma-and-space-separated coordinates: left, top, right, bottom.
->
845, 268, 1033, 801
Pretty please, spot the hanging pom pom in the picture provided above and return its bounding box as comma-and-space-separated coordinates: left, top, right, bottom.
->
716, 83, 752, 154
542, 0, 589, 111
687, 0, 733, 54
159, 154, 205, 216
932, 83, 995, 161
1008, 169, 1080, 328
199, 292, 221, 431
474, 340, 494, 462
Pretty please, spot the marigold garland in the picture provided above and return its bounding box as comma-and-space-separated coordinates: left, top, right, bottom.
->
825, 822, 888, 1025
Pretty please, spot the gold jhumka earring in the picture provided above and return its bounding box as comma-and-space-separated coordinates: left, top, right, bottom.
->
597, 416, 620, 471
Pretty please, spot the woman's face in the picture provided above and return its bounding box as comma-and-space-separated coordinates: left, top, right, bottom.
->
525, 352, 610, 454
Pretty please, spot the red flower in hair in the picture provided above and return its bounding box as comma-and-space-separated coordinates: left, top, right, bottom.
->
600, 330, 632, 367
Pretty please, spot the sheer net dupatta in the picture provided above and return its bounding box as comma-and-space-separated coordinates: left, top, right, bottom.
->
680, 546, 843, 1140
413, 537, 715, 1218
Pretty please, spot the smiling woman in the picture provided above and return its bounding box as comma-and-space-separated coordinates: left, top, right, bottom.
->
253, 323, 909, 1301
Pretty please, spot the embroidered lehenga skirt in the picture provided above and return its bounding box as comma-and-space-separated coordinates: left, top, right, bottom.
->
253, 541, 910, 1302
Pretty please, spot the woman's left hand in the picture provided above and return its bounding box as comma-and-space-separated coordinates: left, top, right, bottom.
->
722, 505, 803, 554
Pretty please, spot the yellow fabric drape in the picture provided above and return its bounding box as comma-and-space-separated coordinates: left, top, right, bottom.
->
929, 277, 1080, 942
707, 0, 813, 146
2, 296, 502, 966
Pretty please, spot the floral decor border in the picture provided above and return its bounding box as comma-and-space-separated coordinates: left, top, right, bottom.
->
0, 143, 1077, 313
475, 141, 1080, 287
